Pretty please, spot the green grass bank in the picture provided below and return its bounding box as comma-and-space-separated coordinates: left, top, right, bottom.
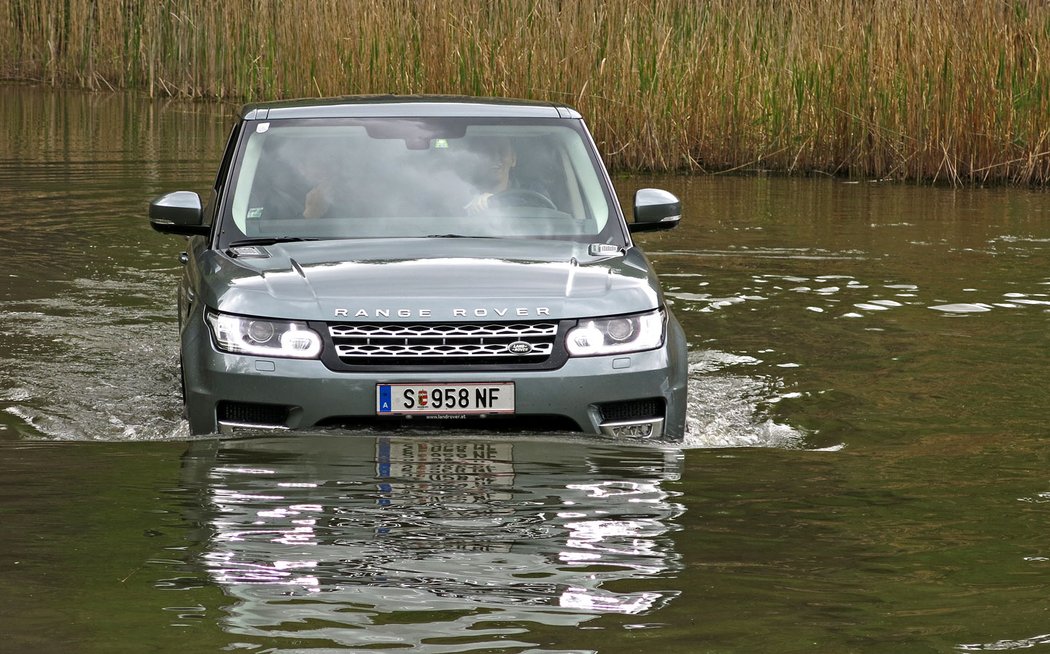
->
2, 0, 1048, 185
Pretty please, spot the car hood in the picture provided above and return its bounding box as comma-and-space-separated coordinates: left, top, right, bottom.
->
199, 238, 664, 321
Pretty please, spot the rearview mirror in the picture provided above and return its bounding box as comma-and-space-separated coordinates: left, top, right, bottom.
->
629, 188, 681, 233
149, 191, 208, 236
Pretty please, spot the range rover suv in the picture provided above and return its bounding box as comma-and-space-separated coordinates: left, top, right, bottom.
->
149, 96, 688, 440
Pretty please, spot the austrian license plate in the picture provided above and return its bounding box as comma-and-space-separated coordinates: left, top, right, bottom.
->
376, 383, 515, 415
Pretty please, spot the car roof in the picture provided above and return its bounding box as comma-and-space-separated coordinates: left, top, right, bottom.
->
240, 95, 582, 120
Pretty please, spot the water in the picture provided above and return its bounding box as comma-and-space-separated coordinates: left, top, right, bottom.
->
1, 86, 1050, 652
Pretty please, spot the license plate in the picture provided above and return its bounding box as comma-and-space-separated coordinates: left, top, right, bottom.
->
376, 383, 515, 415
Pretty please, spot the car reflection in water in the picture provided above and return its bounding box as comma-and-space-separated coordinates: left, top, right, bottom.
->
178, 434, 684, 649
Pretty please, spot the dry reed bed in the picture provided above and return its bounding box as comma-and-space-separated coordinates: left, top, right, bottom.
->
2, 0, 1048, 185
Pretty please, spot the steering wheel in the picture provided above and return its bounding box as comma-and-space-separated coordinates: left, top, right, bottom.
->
490, 189, 557, 211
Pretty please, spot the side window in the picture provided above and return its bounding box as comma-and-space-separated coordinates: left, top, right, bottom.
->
215, 122, 242, 191
204, 121, 242, 229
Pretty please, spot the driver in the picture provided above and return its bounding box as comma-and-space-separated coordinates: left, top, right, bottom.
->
464, 137, 516, 214
463, 137, 551, 215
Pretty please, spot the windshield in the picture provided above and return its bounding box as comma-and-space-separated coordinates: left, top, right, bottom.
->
219, 117, 621, 246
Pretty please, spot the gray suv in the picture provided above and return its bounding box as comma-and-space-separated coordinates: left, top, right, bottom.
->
149, 96, 688, 440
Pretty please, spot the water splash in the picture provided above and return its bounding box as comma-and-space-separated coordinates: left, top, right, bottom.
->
683, 350, 808, 450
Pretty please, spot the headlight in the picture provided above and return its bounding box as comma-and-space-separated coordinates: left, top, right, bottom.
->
206, 310, 323, 359
566, 309, 665, 356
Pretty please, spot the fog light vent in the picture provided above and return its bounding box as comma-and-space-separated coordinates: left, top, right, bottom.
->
597, 398, 662, 423
217, 401, 290, 427
597, 399, 665, 439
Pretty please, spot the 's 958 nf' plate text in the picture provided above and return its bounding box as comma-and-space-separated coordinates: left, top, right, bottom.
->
149, 95, 688, 440
377, 383, 515, 416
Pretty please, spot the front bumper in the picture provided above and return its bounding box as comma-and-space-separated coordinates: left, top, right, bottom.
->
181, 327, 688, 440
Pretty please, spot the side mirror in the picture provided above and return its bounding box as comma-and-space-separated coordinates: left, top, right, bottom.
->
629, 188, 681, 233
149, 191, 208, 236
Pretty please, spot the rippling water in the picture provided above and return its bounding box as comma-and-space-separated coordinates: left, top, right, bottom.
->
184, 437, 685, 647
2, 86, 1050, 652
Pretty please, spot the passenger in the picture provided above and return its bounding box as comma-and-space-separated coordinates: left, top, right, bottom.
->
253, 142, 347, 221
297, 145, 346, 219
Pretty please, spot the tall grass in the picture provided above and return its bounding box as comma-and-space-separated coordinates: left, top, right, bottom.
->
1, 0, 1047, 185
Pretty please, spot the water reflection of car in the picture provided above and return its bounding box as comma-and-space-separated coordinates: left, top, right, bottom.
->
176, 434, 684, 649
148, 96, 688, 440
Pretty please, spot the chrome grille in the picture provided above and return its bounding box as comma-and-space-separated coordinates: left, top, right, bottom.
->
328, 321, 558, 364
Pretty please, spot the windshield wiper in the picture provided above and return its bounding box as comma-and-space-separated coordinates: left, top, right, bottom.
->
424, 234, 497, 239
227, 237, 320, 248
